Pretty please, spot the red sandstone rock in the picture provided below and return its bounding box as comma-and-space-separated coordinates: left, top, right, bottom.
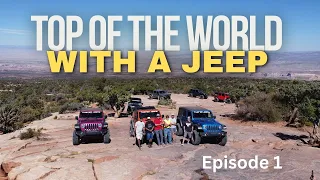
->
2, 162, 21, 174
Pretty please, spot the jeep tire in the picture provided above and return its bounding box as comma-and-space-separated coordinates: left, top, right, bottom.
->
191, 130, 201, 145
176, 123, 183, 136
200, 95, 204, 99
103, 131, 111, 144
129, 120, 135, 137
73, 131, 80, 145
188, 93, 193, 97
219, 135, 227, 146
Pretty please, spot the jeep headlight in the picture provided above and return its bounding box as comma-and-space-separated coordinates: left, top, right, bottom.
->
223, 125, 227, 130
74, 124, 80, 129
197, 125, 202, 130
98, 123, 102, 128
81, 124, 85, 128
219, 125, 222, 129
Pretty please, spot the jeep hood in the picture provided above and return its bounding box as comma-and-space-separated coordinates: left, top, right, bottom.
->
192, 118, 223, 126
78, 118, 104, 123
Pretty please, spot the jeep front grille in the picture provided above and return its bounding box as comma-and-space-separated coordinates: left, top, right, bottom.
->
84, 123, 99, 131
205, 125, 219, 131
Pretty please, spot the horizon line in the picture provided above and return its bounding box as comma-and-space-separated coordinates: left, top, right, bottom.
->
0, 45, 318, 53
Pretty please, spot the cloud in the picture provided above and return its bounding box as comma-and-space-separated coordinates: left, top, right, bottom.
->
0, 28, 31, 35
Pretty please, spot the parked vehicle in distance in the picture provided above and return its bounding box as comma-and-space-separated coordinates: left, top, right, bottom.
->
188, 89, 208, 99
213, 92, 232, 103
176, 106, 227, 146
127, 97, 143, 115
129, 106, 161, 137
149, 89, 171, 100
73, 108, 110, 145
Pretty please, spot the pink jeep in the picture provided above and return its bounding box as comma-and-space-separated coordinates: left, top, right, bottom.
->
73, 108, 110, 145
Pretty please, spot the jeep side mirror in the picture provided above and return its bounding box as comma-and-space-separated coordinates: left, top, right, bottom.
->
213, 115, 216, 119
162, 115, 164, 118
104, 115, 108, 120
75, 116, 78, 120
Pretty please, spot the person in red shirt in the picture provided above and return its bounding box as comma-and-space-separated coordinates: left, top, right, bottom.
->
154, 114, 164, 146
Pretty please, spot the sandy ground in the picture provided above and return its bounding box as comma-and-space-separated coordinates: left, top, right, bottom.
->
0, 94, 319, 180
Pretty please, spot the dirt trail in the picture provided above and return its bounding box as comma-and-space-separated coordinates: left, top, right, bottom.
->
0, 94, 319, 180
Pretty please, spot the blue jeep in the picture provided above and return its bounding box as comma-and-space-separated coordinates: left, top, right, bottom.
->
176, 106, 227, 146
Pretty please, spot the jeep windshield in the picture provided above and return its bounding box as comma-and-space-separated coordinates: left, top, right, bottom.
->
79, 111, 103, 118
155, 91, 166, 94
192, 111, 213, 118
130, 99, 142, 104
139, 111, 159, 119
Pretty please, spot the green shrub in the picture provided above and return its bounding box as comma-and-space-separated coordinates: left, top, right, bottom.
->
20, 106, 42, 123
19, 128, 43, 140
2, 77, 320, 127
236, 92, 282, 122
59, 102, 83, 114
158, 99, 173, 106
0, 104, 21, 133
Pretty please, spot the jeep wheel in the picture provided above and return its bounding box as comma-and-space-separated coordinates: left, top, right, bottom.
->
199, 95, 204, 99
225, 99, 232, 104
73, 131, 80, 145
129, 120, 135, 137
219, 136, 227, 146
188, 93, 193, 97
103, 131, 111, 144
191, 130, 201, 145
176, 123, 183, 136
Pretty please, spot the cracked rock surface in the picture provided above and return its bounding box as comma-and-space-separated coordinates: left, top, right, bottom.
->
0, 94, 319, 180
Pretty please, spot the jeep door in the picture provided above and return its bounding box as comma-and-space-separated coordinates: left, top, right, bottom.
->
151, 91, 157, 99
179, 109, 190, 125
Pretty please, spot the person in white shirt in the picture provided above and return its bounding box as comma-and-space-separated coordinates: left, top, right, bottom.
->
135, 118, 145, 150
169, 113, 177, 142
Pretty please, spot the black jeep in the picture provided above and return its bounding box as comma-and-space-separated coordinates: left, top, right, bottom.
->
188, 89, 208, 99
149, 89, 171, 100
127, 97, 143, 115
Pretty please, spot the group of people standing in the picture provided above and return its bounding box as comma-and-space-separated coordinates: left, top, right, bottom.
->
134, 114, 195, 150
134, 113, 177, 150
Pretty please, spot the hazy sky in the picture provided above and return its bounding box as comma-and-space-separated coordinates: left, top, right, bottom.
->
0, 0, 319, 51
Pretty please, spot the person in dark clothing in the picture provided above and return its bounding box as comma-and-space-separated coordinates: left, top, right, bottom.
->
181, 116, 193, 145
145, 117, 155, 148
